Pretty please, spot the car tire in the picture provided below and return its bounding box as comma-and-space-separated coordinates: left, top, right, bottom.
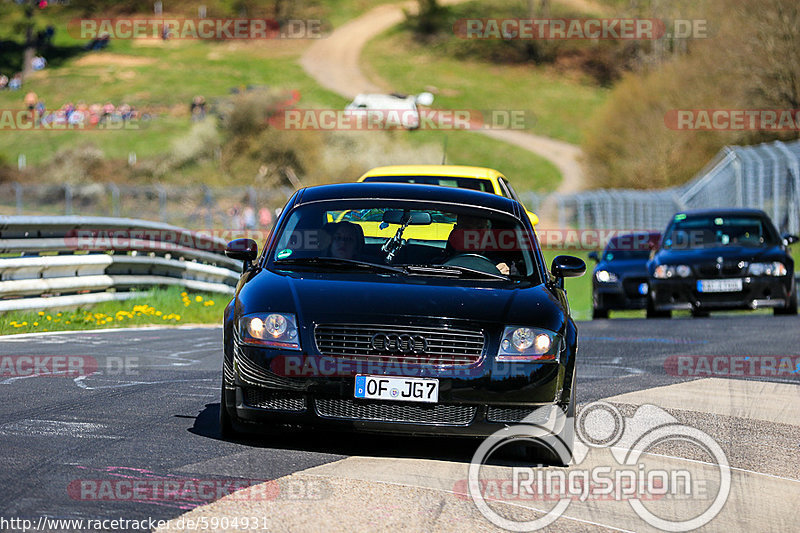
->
774, 284, 798, 315
219, 380, 237, 439
592, 307, 609, 319
523, 376, 575, 467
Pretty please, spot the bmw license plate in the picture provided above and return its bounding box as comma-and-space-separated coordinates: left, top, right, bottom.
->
697, 279, 743, 293
354, 375, 439, 403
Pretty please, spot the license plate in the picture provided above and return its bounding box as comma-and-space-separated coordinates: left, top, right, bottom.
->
354, 375, 439, 403
697, 279, 743, 293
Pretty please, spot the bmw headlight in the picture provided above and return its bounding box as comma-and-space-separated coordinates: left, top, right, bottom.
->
748, 262, 787, 277
238, 313, 300, 350
595, 270, 618, 283
497, 327, 560, 362
654, 264, 691, 279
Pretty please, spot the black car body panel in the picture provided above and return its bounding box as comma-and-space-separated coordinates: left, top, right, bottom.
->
591, 232, 660, 313
221, 183, 582, 438
648, 209, 796, 313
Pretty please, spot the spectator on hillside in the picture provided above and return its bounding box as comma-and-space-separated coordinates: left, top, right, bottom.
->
190, 95, 206, 121
24, 92, 38, 118
86, 32, 110, 51
0, 74, 8, 90
8, 73, 22, 90
31, 56, 46, 71
243, 206, 256, 230
258, 207, 273, 228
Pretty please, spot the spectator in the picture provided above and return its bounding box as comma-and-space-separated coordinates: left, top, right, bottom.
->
86, 32, 110, 51
243, 206, 256, 230
24, 92, 38, 119
190, 95, 206, 121
0, 74, 8, 90
8, 73, 22, 90
31, 56, 46, 71
258, 207, 273, 227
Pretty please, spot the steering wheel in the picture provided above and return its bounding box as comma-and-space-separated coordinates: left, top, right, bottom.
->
444, 253, 501, 274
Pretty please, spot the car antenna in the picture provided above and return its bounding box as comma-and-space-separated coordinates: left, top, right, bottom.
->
441, 135, 448, 164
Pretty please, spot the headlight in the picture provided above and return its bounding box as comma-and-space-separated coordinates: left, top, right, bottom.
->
654, 264, 691, 279
238, 313, 300, 350
748, 262, 787, 277
595, 270, 618, 283
497, 327, 560, 362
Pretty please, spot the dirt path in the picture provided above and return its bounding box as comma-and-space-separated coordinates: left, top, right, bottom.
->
299, 0, 591, 194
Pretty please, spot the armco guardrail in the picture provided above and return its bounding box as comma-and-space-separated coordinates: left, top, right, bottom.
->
0, 216, 242, 313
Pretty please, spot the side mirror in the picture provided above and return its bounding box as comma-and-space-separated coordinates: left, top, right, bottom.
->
782, 234, 799, 246
588, 251, 599, 262
225, 238, 258, 270
551, 255, 586, 279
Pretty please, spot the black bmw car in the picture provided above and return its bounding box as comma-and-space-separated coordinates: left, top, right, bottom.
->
589, 232, 660, 319
220, 183, 585, 462
647, 208, 798, 318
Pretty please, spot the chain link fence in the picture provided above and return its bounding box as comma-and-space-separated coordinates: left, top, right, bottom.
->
524, 139, 800, 235
0, 183, 293, 230
3, 140, 799, 235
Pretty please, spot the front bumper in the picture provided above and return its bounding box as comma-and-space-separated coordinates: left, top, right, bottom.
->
224, 344, 571, 438
650, 276, 791, 311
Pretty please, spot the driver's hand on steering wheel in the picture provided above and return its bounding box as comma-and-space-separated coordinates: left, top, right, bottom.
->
496, 262, 518, 276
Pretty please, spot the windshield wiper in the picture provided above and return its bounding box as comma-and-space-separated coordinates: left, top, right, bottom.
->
405, 264, 510, 280
273, 256, 405, 274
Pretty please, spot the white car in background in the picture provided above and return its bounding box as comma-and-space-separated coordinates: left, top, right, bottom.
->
345, 92, 434, 130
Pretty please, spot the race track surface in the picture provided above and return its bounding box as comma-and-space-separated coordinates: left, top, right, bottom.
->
0, 316, 797, 531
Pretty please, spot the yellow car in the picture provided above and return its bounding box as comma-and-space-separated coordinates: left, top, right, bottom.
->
357, 165, 539, 227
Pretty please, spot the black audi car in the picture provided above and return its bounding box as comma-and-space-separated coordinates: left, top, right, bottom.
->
220, 183, 585, 462
589, 232, 660, 319
647, 208, 798, 318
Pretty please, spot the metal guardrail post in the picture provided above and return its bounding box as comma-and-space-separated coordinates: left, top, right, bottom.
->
156, 185, 167, 223
12, 182, 23, 215
64, 184, 73, 216
109, 184, 120, 218
203, 186, 213, 228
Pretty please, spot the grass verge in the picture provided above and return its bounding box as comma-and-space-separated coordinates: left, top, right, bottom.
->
0, 286, 226, 336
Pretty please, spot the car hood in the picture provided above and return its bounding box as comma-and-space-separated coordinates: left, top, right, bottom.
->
237, 269, 566, 332
652, 245, 786, 265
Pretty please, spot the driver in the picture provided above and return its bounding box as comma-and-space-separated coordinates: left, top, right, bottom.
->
324, 222, 365, 260
444, 214, 517, 275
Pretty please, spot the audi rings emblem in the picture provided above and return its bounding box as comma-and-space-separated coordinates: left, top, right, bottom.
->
370, 333, 427, 354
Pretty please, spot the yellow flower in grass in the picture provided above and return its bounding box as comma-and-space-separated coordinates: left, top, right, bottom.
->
181, 292, 187, 297
46, 316, 52, 321
195, 295, 203, 303
155, 311, 162, 316
33, 322, 39, 327
38, 311, 45, 316
21, 322, 28, 326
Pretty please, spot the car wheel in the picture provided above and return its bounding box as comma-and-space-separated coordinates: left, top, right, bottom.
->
219, 380, 237, 439
774, 284, 798, 315
523, 377, 575, 467
592, 307, 609, 319
691, 308, 710, 318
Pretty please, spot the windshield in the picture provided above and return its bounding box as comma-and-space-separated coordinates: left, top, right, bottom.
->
663, 215, 779, 249
602, 233, 656, 261
362, 175, 495, 193
268, 199, 540, 281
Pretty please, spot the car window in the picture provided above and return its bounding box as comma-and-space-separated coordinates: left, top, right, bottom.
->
269, 200, 541, 281
362, 175, 494, 194
663, 215, 779, 249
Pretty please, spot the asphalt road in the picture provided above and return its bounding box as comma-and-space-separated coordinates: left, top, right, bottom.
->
0, 316, 797, 531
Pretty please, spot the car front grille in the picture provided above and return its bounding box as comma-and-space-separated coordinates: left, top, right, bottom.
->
486, 406, 550, 424
314, 324, 485, 366
622, 277, 648, 298
695, 262, 746, 278
244, 389, 306, 412
315, 398, 477, 426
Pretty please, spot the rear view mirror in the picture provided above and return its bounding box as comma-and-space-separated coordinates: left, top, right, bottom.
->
782, 233, 799, 246
225, 238, 258, 270
381, 210, 433, 226
551, 255, 586, 279
588, 251, 599, 262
